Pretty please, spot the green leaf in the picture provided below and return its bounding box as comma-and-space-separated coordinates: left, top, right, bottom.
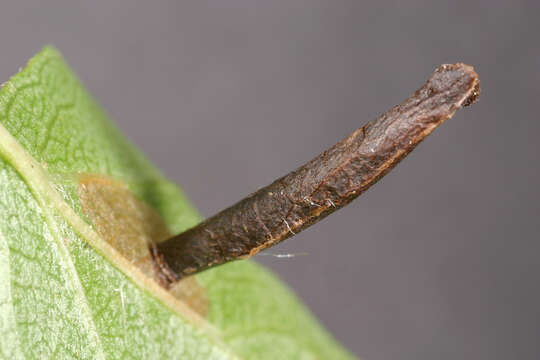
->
0, 47, 354, 359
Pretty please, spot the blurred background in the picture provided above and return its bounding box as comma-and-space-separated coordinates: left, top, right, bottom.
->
1, 1, 539, 359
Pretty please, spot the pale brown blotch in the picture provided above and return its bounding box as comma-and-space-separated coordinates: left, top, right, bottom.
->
78, 174, 208, 316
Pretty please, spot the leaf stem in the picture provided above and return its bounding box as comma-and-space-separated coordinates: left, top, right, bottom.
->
152, 63, 480, 283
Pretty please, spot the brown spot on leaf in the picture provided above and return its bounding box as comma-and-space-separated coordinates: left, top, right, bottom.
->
78, 174, 208, 316
169, 276, 209, 316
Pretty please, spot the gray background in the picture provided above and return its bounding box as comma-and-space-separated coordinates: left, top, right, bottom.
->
1, 1, 539, 359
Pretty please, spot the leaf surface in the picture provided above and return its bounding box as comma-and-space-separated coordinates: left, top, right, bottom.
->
0, 47, 353, 360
